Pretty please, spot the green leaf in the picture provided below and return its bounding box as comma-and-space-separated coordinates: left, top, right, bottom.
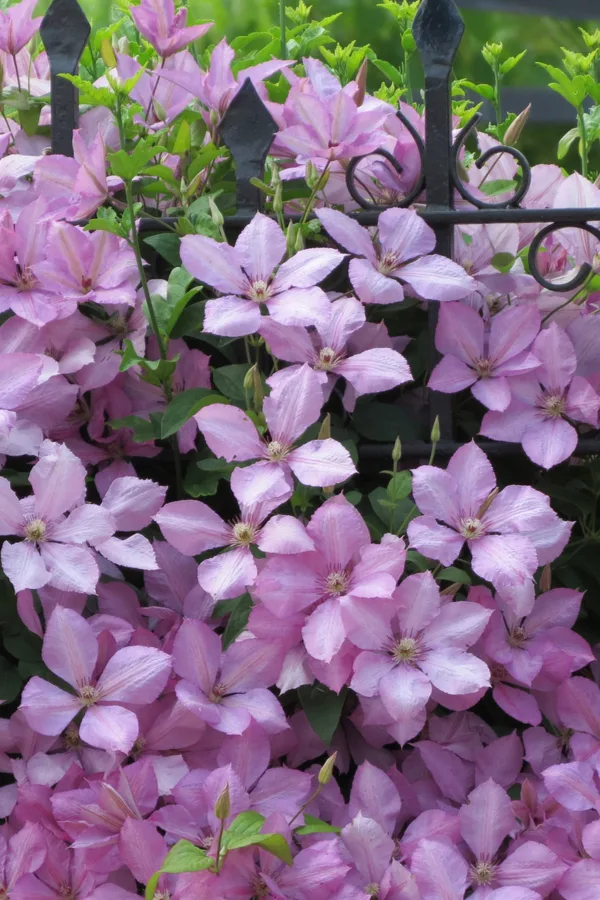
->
184, 456, 236, 498
170, 301, 206, 338
386, 472, 413, 503
173, 119, 191, 155
462, 80, 496, 102
371, 58, 403, 86
295, 814, 341, 836
188, 143, 223, 182
118, 339, 144, 372
369, 487, 414, 532
222, 593, 253, 649
108, 141, 164, 182
143, 233, 182, 267
478, 180, 516, 198
161, 390, 228, 439
223, 830, 293, 865
110, 414, 162, 443
298, 683, 347, 745
145, 841, 212, 899
438, 567, 471, 585
225, 811, 266, 840
0, 658, 22, 703
85, 218, 124, 237
490, 251, 516, 272
213, 363, 254, 405
499, 51, 527, 76
558, 127, 580, 160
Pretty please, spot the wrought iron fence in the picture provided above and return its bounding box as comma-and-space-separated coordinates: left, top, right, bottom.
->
39, 0, 600, 461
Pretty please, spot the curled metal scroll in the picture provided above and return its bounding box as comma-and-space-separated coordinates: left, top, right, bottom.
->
528, 221, 600, 293
345, 108, 426, 211
450, 113, 532, 211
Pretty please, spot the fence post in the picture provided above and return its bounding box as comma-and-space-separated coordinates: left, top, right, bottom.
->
40, 0, 91, 157
413, 0, 465, 440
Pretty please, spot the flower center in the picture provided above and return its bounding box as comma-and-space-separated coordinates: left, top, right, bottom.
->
378, 251, 398, 275
16, 266, 37, 291
392, 637, 419, 663
249, 279, 272, 303
24, 518, 47, 543
541, 393, 566, 418
231, 521, 257, 546
154, 893, 171, 900
490, 663, 508, 684
251, 874, 271, 897
474, 357, 492, 377
508, 626, 527, 647
210, 682, 227, 703
59, 886, 76, 899
459, 516, 484, 539
325, 571, 349, 595
63, 723, 81, 750
81, 276, 93, 293
316, 347, 341, 371
266, 440, 289, 461
365, 885, 380, 898
471, 861, 497, 886
79, 684, 100, 707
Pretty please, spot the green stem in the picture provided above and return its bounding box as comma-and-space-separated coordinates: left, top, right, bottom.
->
300, 162, 331, 226
577, 105, 589, 180
404, 50, 413, 106
541, 277, 591, 326
215, 819, 225, 873
493, 66, 502, 125
289, 785, 323, 826
280, 0, 287, 61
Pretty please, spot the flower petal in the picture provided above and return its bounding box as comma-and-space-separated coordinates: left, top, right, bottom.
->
195, 403, 263, 462
96, 646, 171, 704
80, 704, 139, 754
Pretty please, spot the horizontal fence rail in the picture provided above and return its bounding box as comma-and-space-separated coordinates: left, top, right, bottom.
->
39, 0, 600, 461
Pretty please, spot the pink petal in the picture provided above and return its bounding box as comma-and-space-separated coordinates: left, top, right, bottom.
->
257, 515, 314, 554
493, 683, 541, 725
315, 208, 376, 262
43, 605, 98, 688
197, 545, 257, 600
172, 619, 220, 692
435, 302, 483, 363
567, 375, 600, 426
470, 533, 537, 592
411, 839, 469, 900
180, 234, 246, 294
96, 646, 171, 704
19, 677, 80, 736
322, 295, 366, 349
95, 534, 158, 570
195, 403, 263, 462
337, 347, 412, 396
302, 598, 346, 663
410, 465, 458, 525
288, 438, 356, 487
424, 602, 492, 650
341, 813, 394, 885
80, 704, 139, 754
420, 648, 490, 695
0, 477, 23, 535
379, 208, 436, 263
235, 212, 286, 282
399, 254, 475, 302
429, 354, 478, 394
274, 247, 344, 290
471, 376, 512, 411
559, 859, 600, 900
220, 688, 287, 735
307, 493, 370, 566
1, 541, 50, 592
259, 317, 314, 363
407, 516, 464, 566
175, 680, 221, 728
39, 542, 99, 594
522, 416, 578, 469
489, 303, 541, 364
557, 676, 600, 736
349, 257, 405, 305
203, 295, 262, 337
154, 499, 230, 555
100, 477, 166, 531
29, 440, 86, 520
395, 571, 442, 635
447, 441, 497, 517
380, 665, 432, 722
119, 818, 167, 885
459, 779, 515, 860
351, 651, 397, 696
267, 285, 332, 329
264, 363, 324, 444
533, 321, 577, 392
51, 504, 115, 545
497, 841, 567, 896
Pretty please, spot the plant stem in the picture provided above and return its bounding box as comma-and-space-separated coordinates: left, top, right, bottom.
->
215, 819, 225, 873
541, 278, 591, 325
404, 50, 413, 106
493, 66, 502, 125
577, 105, 589, 179
280, 0, 287, 61
300, 163, 331, 226
289, 785, 323, 826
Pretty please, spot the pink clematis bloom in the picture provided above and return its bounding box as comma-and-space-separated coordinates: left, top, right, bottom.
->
0, 823, 47, 897
11, 833, 107, 900
195, 364, 356, 494
429, 302, 541, 411
559, 818, 600, 900
33, 223, 139, 308
316, 207, 476, 305
0, 440, 114, 594
254, 493, 406, 664
351, 572, 491, 744
407, 441, 572, 615
155, 464, 313, 601
173, 619, 288, 735
555, 676, 600, 766
20, 606, 172, 754
130, 0, 212, 58
341, 812, 419, 899
0, 0, 42, 55
261, 295, 412, 405
481, 323, 600, 469
181, 212, 344, 337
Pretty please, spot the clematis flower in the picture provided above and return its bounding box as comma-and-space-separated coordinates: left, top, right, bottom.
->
32, 223, 140, 308
195, 364, 356, 494
0, 440, 114, 594
0, 823, 47, 897
130, 0, 212, 58
429, 302, 541, 411
341, 813, 419, 899
481, 323, 600, 469
155, 464, 313, 601
181, 212, 344, 337
254, 493, 405, 664
20, 606, 172, 754
351, 572, 491, 744
407, 441, 572, 615
316, 207, 476, 305
0, 0, 42, 55
173, 619, 288, 735
11, 833, 107, 900
260, 295, 412, 405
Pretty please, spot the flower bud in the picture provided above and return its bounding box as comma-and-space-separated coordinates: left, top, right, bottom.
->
504, 104, 531, 147
101, 37, 117, 70
209, 196, 224, 228
539, 564, 552, 593
305, 161, 319, 189
294, 227, 305, 253
318, 414, 331, 441
318, 752, 338, 785
273, 182, 283, 215
354, 58, 368, 107
440, 582, 462, 597
214, 784, 231, 821
401, 30, 416, 54
430, 415, 441, 444
252, 364, 264, 411
243, 366, 255, 390
477, 487, 499, 518
392, 436, 402, 464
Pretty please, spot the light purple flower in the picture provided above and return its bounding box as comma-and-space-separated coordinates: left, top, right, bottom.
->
0, 0, 42, 55
481, 323, 600, 468
19, 606, 172, 753
195, 364, 356, 495
316, 207, 476, 305
429, 302, 541, 411
130, 0, 212, 58
181, 212, 344, 337
407, 441, 572, 616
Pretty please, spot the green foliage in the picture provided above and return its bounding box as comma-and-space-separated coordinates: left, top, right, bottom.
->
298, 682, 347, 744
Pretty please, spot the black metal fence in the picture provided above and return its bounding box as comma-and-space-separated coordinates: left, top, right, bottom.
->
39, 0, 600, 461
